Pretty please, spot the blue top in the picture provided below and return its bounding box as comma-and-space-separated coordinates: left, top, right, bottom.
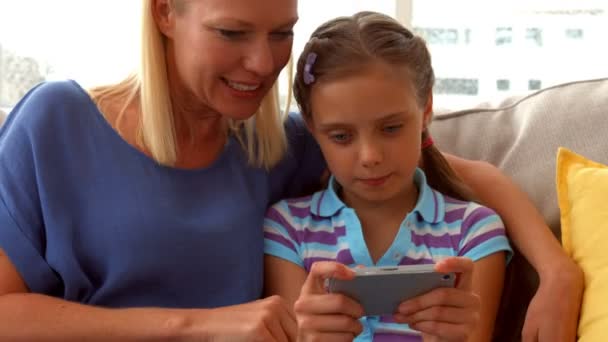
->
264, 170, 512, 340
0, 80, 325, 308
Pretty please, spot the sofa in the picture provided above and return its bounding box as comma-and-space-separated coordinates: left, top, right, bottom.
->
431, 77, 608, 341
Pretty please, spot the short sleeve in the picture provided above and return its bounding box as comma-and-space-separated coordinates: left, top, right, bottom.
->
458, 204, 513, 263
263, 201, 305, 267
0, 83, 64, 295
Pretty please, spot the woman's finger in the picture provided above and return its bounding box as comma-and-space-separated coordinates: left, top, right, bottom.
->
260, 296, 297, 342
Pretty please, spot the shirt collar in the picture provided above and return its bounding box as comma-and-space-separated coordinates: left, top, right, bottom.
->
310, 168, 444, 223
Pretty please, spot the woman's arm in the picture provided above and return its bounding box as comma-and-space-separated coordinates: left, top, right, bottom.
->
444, 154, 583, 341
0, 249, 296, 341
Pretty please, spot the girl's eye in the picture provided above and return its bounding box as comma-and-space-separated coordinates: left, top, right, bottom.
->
217, 29, 245, 39
329, 133, 352, 144
383, 124, 403, 133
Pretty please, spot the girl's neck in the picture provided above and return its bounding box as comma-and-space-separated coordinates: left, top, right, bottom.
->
341, 182, 419, 219
341, 183, 419, 263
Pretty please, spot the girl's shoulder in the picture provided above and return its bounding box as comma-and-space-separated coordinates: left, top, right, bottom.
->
441, 192, 500, 223
266, 193, 317, 220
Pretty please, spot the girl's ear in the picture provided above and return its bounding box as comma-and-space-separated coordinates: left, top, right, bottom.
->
152, 0, 176, 38
422, 91, 434, 129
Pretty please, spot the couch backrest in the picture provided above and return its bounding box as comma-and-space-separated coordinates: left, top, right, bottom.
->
433, 77, 608, 236
431, 77, 608, 341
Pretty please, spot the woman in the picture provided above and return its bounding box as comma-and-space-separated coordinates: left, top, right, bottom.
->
0, 0, 581, 340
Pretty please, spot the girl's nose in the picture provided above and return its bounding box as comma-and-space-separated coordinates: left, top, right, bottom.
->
360, 140, 383, 167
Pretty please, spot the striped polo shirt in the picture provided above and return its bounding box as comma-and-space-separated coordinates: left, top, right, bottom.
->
264, 168, 512, 341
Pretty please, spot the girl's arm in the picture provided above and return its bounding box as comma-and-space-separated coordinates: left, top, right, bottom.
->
0, 249, 296, 341
264, 256, 308, 307
264, 256, 364, 340
469, 253, 506, 341
444, 154, 583, 341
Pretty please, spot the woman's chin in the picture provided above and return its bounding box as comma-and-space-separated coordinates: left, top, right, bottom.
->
220, 104, 262, 121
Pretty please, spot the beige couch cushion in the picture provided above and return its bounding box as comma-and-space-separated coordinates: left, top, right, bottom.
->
431, 78, 608, 341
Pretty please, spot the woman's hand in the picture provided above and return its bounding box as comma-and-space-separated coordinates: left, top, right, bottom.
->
185, 296, 297, 342
522, 256, 584, 342
294, 261, 364, 342
394, 257, 480, 342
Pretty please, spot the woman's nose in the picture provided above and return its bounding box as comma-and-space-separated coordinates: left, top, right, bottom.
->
244, 39, 275, 77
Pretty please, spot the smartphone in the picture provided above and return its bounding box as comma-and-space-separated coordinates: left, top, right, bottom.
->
326, 264, 456, 316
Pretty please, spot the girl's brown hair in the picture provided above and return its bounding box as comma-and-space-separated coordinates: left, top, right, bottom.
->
293, 11, 474, 201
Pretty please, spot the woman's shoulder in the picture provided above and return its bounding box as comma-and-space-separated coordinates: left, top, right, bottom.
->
266, 112, 326, 201
283, 111, 310, 140
4, 80, 95, 132
16, 80, 90, 109
0, 80, 108, 170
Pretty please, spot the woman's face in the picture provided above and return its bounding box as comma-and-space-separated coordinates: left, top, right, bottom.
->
161, 0, 297, 119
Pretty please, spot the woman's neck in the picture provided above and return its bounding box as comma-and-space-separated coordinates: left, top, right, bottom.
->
168, 82, 230, 169
100, 89, 230, 169
167, 102, 228, 169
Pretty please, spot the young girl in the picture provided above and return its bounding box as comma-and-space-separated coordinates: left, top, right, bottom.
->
263, 12, 512, 341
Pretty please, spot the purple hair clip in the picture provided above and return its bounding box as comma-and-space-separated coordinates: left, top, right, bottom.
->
303, 52, 317, 85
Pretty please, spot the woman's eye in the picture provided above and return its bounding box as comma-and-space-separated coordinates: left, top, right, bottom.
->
217, 29, 245, 39
383, 124, 403, 133
270, 30, 294, 40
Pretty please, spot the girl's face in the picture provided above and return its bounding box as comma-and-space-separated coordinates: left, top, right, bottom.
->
308, 62, 431, 208
158, 0, 297, 119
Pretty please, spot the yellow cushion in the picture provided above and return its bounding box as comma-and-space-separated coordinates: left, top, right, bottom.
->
557, 147, 608, 341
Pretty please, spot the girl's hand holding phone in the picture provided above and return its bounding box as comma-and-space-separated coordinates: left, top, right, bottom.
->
393, 257, 481, 342
293, 261, 364, 342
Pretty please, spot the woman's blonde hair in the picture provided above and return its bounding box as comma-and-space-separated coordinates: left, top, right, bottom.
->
89, 0, 290, 169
